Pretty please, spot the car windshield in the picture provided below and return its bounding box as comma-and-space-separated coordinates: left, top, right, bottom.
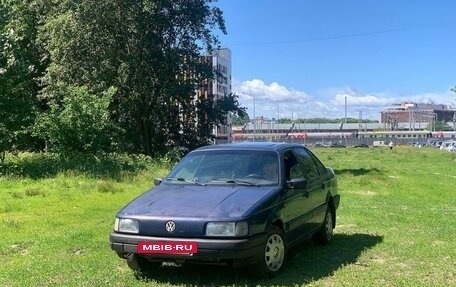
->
166, 150, 279, 185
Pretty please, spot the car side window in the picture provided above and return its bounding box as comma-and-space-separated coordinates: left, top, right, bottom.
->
307, 150, 327, 175
283, 150, 302, 180
293, 147, 320, 179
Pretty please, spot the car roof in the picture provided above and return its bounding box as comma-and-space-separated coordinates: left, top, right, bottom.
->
193, 142, 304, 153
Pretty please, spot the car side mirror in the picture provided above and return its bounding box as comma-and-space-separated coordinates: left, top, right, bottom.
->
153, 178, 163, 186
287, 178, 307, 189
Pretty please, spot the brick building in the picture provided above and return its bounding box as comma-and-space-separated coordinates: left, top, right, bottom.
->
380, 102, 455, 130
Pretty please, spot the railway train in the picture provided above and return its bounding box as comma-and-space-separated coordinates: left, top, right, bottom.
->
233, 130, 456, 145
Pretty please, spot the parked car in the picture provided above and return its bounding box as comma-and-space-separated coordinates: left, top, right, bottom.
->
110, 142, 340, 277
353, 143, 369, 148
440, 141, 456, 152
330, 142, 346, 148
433, 141, 443, 148
447, 141, 456, 153
314, 142, 329, 147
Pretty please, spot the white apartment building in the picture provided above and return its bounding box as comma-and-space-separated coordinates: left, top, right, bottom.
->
199, 48, 232, 144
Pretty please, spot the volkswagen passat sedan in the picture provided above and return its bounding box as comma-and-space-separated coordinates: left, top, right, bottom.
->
110, 142, 340, 277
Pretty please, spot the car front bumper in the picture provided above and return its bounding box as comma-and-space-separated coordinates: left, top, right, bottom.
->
110, 232, 266, 267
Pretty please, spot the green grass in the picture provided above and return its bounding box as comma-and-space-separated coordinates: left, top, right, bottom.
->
0, 147, 455, 286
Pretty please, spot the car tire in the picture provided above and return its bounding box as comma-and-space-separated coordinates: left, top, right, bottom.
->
314, 206, 334, 244
250, 226, 287, 278
126, 253, 161, 273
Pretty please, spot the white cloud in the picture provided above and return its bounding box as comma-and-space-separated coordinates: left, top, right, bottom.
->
232, 78, 455, 120
398, 91, 455, 107
233, 79, 314, 119
333, 90, 393, 107
236, 79, 311, 103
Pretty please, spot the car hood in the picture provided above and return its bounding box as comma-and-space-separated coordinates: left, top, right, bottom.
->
118, 183, 278, 219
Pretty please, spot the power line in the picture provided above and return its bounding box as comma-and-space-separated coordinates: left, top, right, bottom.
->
229, 21, 455, 46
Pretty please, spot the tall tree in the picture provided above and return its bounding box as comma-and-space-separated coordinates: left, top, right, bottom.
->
0, 0, 47, 153
40, 0, 229, 155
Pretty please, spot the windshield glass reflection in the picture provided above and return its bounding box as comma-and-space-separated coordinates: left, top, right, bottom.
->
167, 150, 279, 185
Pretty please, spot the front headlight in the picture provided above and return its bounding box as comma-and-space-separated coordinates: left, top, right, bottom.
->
114, 218, 139, 234
206, 221, 248, 237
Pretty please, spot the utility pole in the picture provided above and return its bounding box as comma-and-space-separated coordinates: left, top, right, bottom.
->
358, 111, 362, 132
277, 105, 279, 141
344, 95, 347, 124
453, 111, 456, 131
253, 97, 256, 142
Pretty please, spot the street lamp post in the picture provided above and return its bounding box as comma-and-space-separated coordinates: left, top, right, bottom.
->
253, 97, 256, 142
241, 92, 255, 142
276, 105, 279, 141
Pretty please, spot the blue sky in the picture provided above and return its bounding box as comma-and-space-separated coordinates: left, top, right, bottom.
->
216, 0, 456, 120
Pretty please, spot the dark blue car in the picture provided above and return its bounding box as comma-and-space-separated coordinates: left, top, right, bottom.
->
110, 142, 340, 277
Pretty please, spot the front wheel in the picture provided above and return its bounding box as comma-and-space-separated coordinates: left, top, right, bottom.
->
250, 226, 287, 278
314, 207, 334, 244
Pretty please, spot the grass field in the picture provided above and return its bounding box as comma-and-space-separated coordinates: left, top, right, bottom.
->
0, 147, 455, 287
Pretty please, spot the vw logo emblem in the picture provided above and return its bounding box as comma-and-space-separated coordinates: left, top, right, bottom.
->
165, 221, 176, 232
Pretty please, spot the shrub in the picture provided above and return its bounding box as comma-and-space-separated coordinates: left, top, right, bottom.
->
34, 85, 124, 154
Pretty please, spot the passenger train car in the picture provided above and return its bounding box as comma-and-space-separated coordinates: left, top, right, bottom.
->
233, 129, 456, 145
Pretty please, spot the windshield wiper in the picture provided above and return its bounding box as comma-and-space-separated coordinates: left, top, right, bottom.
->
209, 179, 260, 187
165, 177, 206, 186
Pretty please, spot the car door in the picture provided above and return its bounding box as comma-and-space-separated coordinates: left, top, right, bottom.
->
292, 147, 328, 231
280, 149, 314, 243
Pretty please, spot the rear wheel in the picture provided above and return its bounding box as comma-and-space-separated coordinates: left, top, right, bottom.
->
250, 226, 287, 278
314, 207, 334, 244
